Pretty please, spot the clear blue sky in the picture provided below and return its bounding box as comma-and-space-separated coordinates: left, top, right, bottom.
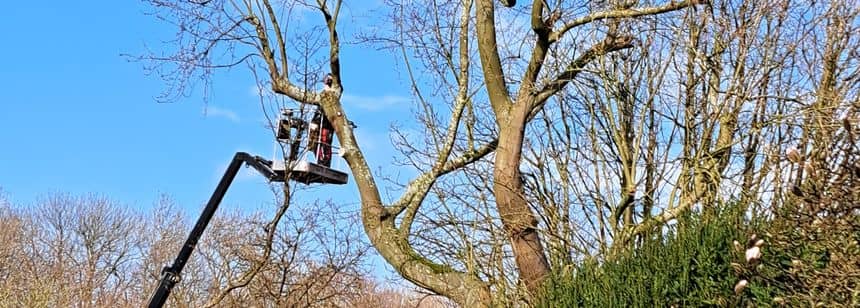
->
0, 2, 412, 213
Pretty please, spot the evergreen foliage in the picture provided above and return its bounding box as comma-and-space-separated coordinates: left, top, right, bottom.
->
538, 198, 859, 307
537, 206, 749, 307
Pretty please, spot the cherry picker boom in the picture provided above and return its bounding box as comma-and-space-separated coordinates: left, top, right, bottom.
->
148, 109, 348, 307
147, 152, 280, 308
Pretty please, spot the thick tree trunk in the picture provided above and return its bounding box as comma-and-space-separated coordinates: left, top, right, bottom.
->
494, 115, 551, 294
475, 0, 551, 295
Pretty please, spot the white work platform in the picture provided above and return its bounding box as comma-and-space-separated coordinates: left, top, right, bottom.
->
271, 159, 348, 185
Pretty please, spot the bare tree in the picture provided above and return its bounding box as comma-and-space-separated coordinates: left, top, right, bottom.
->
507, 3, 858, 295
0, 190, 374, 307
0, 190, 25, 305
138, 0, 714, 305
369, 0, 857, 303
520, 0, 804, 254
133, 190, 372, 307
0, 194, 141, 307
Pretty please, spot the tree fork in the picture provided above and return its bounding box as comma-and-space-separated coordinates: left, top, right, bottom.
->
318, 90, 493, 307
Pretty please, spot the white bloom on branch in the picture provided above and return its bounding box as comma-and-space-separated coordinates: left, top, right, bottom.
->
734, 279, 748, 294
745, 246, 761, 263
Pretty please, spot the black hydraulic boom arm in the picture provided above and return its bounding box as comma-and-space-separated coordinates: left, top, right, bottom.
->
147, 152, 281, 308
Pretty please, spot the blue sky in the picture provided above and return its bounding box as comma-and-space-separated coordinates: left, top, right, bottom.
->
0, 2, 413, 214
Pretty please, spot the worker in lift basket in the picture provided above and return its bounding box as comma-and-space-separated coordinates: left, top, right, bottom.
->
308, 74, 336, 167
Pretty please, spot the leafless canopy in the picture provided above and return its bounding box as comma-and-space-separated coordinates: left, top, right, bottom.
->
138, 0, 859, 306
